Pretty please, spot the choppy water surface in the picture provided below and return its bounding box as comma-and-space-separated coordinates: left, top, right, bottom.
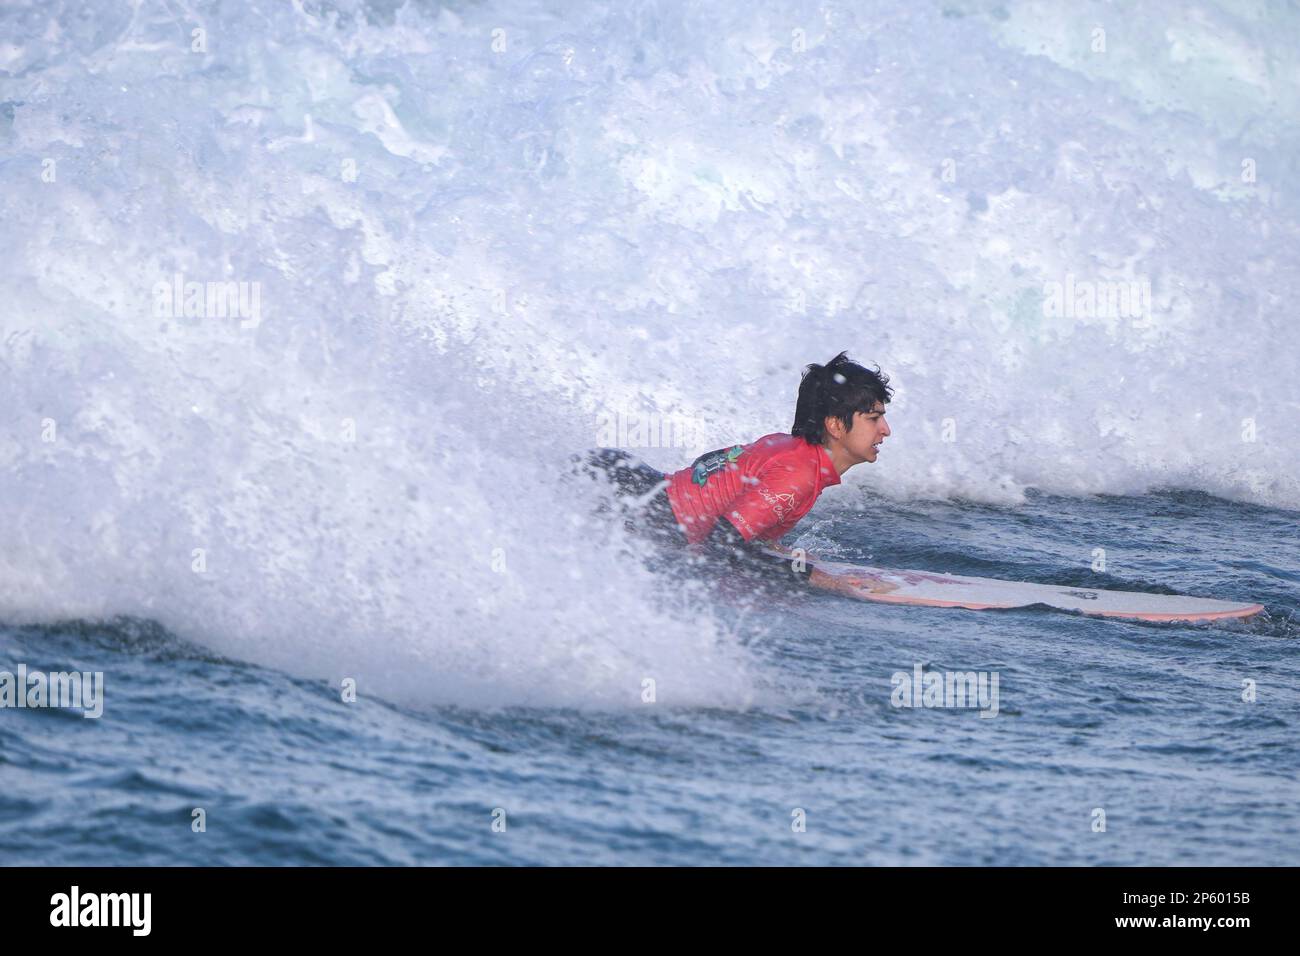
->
3, 490, 1296, 865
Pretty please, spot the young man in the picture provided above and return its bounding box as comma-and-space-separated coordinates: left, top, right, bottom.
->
579, 352, 893, 597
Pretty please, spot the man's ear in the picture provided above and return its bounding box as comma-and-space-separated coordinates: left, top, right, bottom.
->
823, 415, 843, 440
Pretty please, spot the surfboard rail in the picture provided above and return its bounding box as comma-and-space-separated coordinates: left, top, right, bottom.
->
799, 556, 1265, 623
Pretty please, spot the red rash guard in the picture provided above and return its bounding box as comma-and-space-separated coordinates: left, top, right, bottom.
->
664, 434, 841, 546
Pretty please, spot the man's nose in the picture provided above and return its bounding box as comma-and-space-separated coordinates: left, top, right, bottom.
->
881, 419, 891, 437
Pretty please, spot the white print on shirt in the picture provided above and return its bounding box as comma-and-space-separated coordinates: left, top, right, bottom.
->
759, 488, 798, 522
729, 510, 756, 538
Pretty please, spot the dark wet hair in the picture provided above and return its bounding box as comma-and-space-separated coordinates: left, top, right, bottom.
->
790, 352, 892, 445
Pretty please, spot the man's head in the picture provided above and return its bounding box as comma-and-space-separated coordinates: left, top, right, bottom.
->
791, 352, 893, 467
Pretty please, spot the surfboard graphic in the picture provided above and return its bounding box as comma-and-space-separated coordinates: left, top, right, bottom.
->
804, 559, 1265, 623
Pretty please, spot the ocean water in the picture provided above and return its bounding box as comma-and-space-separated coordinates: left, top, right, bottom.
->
1, 0, 1298, 865
3, 489, 1297, 866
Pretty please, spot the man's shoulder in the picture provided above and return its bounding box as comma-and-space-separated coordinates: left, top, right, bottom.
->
747, 433, 818, 463
745, 434, 822, 484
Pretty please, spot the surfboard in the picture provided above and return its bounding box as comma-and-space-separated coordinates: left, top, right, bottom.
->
804, 558, 1265, 623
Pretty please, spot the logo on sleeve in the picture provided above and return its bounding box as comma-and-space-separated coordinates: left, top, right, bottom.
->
690, 445, 744, 486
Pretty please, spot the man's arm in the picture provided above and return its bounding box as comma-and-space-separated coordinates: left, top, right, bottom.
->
700, 459, 904, 596
701, 517, 903, 598
701, 517, 814, 587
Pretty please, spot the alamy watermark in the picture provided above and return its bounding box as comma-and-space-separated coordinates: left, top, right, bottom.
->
1, 664, 104, 718
1043, 275, 1150, 320
890, 663, 999, 718
50, 886, 150, 935
595, 408, 710, 450
153, 272, 262, 329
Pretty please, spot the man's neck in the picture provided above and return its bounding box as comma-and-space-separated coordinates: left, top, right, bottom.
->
824, 442, 857, 477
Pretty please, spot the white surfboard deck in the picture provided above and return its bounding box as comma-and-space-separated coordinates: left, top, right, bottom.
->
803, 557, 1264, 623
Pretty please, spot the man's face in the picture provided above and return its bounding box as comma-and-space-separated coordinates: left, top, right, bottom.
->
838, 402, 891, 464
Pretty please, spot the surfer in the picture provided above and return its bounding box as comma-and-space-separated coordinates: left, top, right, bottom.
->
576, 352, 896, 597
